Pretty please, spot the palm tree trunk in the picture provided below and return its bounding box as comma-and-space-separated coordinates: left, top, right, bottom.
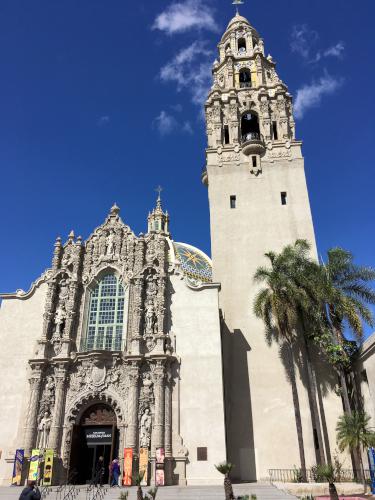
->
339, 368, 352, 415
286, 340, 307, 481
329, 481, 339, 500
359, 450, 366, 492
299, 314, 325, 464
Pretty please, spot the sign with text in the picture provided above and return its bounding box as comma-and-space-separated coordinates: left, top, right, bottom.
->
155, 447, 165, 486
28, 449, 40, 481
42, 449, 54, 486
123, 448, 133, 486
11, 449, 24, 486
139, 448, 149, 485
84, 426, 112, 445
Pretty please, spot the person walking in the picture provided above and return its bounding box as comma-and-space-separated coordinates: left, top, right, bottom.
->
19, 480, 41, 500
110, 458, 121, 487
94, 455, 105, 487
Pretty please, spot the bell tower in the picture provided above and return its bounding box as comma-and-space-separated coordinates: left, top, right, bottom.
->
203, 11, 319, 480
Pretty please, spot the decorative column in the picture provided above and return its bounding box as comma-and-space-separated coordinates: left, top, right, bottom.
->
24, 364, 44, 455
130, 278, 144, 355
126, 362, 140, 451
153, 362, 165, 452
49, 363, 68, 451
164, 369, 173, 485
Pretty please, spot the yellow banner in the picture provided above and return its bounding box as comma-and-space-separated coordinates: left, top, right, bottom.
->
123, 448, 132, 486
139, 448, 149, 485
28, 449, 40, 481
43, 449, 54, 486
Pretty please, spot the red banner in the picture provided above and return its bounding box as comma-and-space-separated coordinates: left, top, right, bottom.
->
123, 448, 133, 486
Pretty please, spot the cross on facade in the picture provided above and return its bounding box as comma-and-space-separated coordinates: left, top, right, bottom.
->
232, 0, 244, 15
155, 185, 163, 200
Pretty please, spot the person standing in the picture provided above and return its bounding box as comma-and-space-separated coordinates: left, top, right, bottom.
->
110, 458, 120, 487
18, 480, 41, 500
94, 456, 105, 487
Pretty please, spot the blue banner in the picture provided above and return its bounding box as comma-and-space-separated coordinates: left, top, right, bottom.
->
368, 447, 375, 494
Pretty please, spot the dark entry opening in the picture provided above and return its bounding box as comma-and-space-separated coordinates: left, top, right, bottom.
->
241, 113, 260, 142
69, 403, 118, 484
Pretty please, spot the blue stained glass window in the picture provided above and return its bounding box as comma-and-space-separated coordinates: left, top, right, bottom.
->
82, 274, 125, 351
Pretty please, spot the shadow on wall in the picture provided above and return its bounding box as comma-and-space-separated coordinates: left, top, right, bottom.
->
221, 318, 257, 482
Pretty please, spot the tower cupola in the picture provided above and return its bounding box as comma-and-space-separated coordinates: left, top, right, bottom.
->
147, 190, 170, 235
203, 9, 297, 184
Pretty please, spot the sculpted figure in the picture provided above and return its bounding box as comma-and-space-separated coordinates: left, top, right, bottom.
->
145, 301, 155, 334
54, 304, 66, 335
139, 408, 152, 448
140, 372, 153, 399
106, 231, 115, 256
37, 412, 52, 449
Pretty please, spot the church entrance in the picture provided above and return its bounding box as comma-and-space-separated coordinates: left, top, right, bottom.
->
69, 403, 119, 484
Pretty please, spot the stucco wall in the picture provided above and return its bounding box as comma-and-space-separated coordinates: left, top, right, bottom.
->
207, 153, 349, 480
169, 275, 226, 485
0, 283, 47, 484
357, 333, 375, 425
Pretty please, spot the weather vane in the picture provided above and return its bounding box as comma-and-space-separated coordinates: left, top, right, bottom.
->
232, 0, 244, 15
155, 185, 163, 200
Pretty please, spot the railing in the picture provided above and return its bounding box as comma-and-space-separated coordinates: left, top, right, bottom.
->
241, 132, 261, 142
40, 486, 52, 499
269, 468, 371, 484
240, 81, 251, 88
86, 471, 108, 500
62, 483, 80, 500
56, 469, 78, 500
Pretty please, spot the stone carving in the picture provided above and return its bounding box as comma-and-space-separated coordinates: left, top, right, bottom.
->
37, 411, 52, 449
145, 301, 156, 334
139, 408, 152, 448
105, 230, 115, 257
39, 375, 55, 417
53, 304, 66, 336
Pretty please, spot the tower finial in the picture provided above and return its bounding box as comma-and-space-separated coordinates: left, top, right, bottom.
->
155, 185, 163, 201
232, 0, 244, 15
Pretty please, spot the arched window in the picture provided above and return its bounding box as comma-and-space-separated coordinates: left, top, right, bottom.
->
83, 274, 125, 351
239, 68, 251, 88
238, 38, 246, 53
241, 112, 260, 142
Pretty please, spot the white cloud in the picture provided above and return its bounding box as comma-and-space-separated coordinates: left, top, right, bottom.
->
160, 41, 213, 106
290, 24, 319, 59
152, 0, 218, 35
154, 110, 177, 135
153, 111, 194, 136
294, 74, 343, 119
324, 42, 345, 58
291, 25, 345, 63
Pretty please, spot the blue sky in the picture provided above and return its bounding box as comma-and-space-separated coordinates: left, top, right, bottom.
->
0, 0, 374, 336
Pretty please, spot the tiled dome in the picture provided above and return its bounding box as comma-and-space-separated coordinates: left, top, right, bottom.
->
173, 242, 212, 284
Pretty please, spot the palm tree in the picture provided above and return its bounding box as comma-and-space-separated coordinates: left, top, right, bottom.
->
319, 248, 375, 413
133, 471, 145, 500
315, 464, 339, 500
254, 241, 320, 476
336, 411, 375, 489
215, 462, 235, 500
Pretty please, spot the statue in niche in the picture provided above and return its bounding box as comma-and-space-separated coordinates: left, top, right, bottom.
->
61, 252, 72, 268
37, 412, 52, 449
139, 408, 152, 448
53, 304, 66, 335
106, 230, 115, 257
45, 376, 55, 402
146, 275, 157, 298
145, 301, 156, 334
140, 372, 153, 400
58, 279, 69, 304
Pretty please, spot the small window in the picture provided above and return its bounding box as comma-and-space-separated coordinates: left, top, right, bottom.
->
230, 195, 236, 209
272, 121, 278, 140
223, 125, 230, 144
281, 192, 287, 205
252, 156, 257, 168
197, 447, 207, 461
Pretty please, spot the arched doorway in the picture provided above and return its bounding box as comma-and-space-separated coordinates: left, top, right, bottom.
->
69, 403, 119, 484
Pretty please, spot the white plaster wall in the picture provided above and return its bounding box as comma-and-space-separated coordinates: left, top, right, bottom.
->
207, 153, 349, 480
169, 275, 226, 485
358, 333, 375, 425
0, 284, 47, 484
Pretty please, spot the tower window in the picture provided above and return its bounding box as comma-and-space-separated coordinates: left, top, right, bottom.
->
281, 192, 287, 205
241, 112, 260, 142
238, 38, 246, 53
239, 69, 251, 88
223, 125, 230, 144
252, 156, 257, 168
272, 121, 278, 140
230, 195, 236, 209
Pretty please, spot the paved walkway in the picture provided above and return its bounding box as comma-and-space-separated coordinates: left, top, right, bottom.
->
0, 482, 296, 500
